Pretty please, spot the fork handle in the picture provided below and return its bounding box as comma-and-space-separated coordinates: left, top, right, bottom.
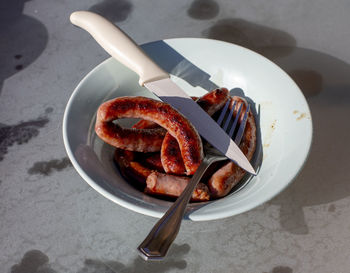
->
137, 156, 223, 261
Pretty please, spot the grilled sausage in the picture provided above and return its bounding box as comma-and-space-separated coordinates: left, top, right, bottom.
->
160, 133, 187, 174
139, 152, 164, 172
131, 96, 198, 131
114, 149, 209, 201
113, 148, 152, 187
196, 88, 230, 116
145, 172, 210, 201
132, 119, 163, 130
161, 88, 230, 175
110, 93, 256, 202
96, 96, 203, 175
208, 96, 256, 198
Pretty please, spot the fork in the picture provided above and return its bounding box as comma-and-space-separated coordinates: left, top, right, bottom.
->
138, 100, 251, 261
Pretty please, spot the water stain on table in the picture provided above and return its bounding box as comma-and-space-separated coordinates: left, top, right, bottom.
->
187, 0, 220, 20
0, 1, 48, 96
202, 18, 296, 59
15, 64, 24, 71
0, 117, 49, 161
27, 157, 72, 176
89, 0, 133, 23
11, 245, 188, 273
11, 249, 56, 273
271, 266, 293, 273
45, 107, 54, 114
14, 54, 24, 70
328, 204, 336, 212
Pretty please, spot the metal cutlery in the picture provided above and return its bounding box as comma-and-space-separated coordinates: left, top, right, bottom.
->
138, 100, 251, 261
69, 11, 255, 175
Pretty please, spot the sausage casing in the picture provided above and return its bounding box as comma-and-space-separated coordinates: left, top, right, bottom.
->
96, 96, 203, 175
208, 96, 256, 198
145, 172, 210, 202
161, 88, 230, 175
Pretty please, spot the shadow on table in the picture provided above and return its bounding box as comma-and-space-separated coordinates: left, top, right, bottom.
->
88, 0, 133, 23
202, 16, 350, 235
10, 249, 57, 273
10, 246, 189, 273
266, 47, 350, 234
0, 0, 48, 96
77, 244, 190, 273
142, 40, 218, 92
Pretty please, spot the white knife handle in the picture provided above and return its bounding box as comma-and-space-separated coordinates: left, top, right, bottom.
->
70, 11, 169, 86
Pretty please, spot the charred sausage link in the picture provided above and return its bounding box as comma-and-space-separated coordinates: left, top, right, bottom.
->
113, 148, 152, 186
110, 93, 256, 202
132, 119, 165, 130
114, 150, 210, 201
96, 96, 203, 175
195, 88, 230, 115
131, 96, 199, 130
160, 134, 187, 174
161, 88, 230, 175
139, 152, 165, 172
208, 96, 256, 198
145, 172, 210, 202
114, 118, 164, 186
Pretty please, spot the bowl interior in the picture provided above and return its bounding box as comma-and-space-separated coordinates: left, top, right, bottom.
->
63, 38, 312, 221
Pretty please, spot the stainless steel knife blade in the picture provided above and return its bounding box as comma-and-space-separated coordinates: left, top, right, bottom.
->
145, 79, 255, 174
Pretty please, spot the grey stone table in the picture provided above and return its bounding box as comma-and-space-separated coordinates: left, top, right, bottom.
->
1, 0, 350, 272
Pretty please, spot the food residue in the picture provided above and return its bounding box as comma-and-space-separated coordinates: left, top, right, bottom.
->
293, 110, 310, 121
263, 119, 277, 148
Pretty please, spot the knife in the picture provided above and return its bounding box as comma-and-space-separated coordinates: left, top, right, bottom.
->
70, 11, 256, 174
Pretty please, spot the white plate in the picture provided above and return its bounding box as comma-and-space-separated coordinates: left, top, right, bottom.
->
63, 38, 312, 221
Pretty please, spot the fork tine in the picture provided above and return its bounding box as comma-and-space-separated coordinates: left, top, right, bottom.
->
234, 104, 250, 144
222, 101, 236, 131
216, 100, 230, 126
217, 99, 250, 145
228, 102, 243, 138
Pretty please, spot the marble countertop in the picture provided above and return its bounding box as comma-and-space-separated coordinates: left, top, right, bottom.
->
1, 0, 350, 272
